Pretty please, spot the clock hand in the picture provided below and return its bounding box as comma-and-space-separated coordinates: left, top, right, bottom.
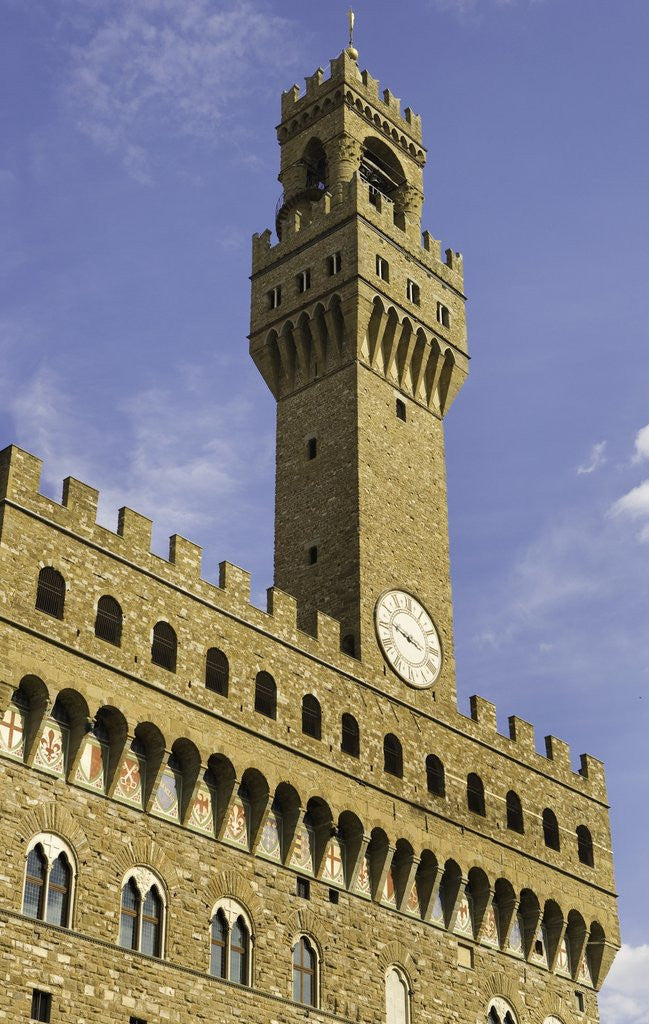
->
394, 623, 423, 652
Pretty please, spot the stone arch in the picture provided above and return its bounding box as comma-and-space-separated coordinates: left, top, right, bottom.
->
377, 941, 415, 980
204, 868, 263, 928
482, 976, 524, 1021
290, 907, 328, 959
113, 836, 179, 893
16, 801, 90, 863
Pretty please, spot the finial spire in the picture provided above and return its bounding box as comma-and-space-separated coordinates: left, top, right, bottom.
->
346, 8, 358, 61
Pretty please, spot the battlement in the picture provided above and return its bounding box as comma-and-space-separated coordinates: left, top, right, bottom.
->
0, 443, 609, 806
280, 50, 423, 147
252, 174, 463, 292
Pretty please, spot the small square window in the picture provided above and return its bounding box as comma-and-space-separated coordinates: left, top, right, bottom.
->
297, 269, 311, 293
307, 437, 317, 460
297, 877, 310, 899
457, 944, 473, 969
376, 255, 389, 282
396, 398, 406, 422
406, 279, 420, 305
328, 888, 339, 904
130, 1018, 147, 1024
327, 252, 342, 275
308, 545, 318, 565
437, 301, 450, 328
268, 285, 282, 310
575, 992, 585, 1013
31, 990, 52, 1023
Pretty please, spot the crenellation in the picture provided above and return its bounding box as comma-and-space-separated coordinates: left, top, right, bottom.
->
360, 69, 378, 99
469, 695, 497, 732
62, 477, 99, 531
0, 444, 43, 505
266, 586, 299, 634
544, 735, 572, 775
382, 88, 401, 118
116, 506, 153, 554
305, 68, 324, 95
168, 534, 202, 578
508, 715, 536, 754
218, 560, 252, 608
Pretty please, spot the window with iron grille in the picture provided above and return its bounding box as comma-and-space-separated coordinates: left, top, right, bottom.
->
425, 754, 445, 797
341, 713, 359, 757
577, 824, 594, 866
95, 595, 123, 646
151, 621, 177, 672
254, 671, 276, 718
383, 733, 403, 777
30, 990, 51, 1023
205, 647, 229, 696
301, 694, 321, 739
506, 790, 524, 833
35, 567, 65, 619
542, 808, 560, 850
467, 773, 486, 816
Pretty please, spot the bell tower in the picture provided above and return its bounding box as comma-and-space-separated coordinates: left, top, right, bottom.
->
250, 38, 468, 705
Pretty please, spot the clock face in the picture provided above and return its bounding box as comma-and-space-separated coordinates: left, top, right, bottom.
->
374, 590, 442, 688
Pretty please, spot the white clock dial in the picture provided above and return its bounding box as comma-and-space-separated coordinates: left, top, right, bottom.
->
374, 590, 442, 688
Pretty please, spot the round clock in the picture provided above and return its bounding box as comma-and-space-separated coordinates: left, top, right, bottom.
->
374, 589, 442, 688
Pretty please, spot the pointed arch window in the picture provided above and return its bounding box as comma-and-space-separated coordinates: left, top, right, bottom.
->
22, 834, 75, 927
301, 694, 321, 739
95, 595, 123, 646
209, 899, 251, 985
205, 647, 229, 696
293, 935, 317, 1006
506, 790, 524, 833
255, 671, 276, 719
384, 734, 403, 777
542, 808, 560, 850
577, 824, 594, 866
386, 965, 410, 1024
151, 621, 177, 672
341, 713, 360, 757
426, 754, 445, 797
35, 567, 65, 619
119, 870, 165, 957
467, 773, 486, 816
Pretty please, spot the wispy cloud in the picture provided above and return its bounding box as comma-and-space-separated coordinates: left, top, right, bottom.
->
610, 480, 649, 521
577, 440, 607, 475
62, 0, 296, 181
600, 944, 649, 1024
632, 423, 649, 463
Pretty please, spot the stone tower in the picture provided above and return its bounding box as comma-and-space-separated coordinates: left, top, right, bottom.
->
250, 47, 468, 706
0, 31, 619, 1024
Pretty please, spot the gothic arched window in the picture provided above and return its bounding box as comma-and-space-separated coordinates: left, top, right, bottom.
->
542, 808, 560, 850
385, 965, 410, 1024
426, 754, 445, 797
487, 997, 518, 1024
506, 790, 524, 833
255, 671, 276, 719
151, 621, 177, 672
95, 595, 123, 646
301, 694, 321, 739
209, 899, 252, 985
22, 834, 75, 927
205, 648, 229, 696
35, 567, 65, 619
341, 713, 360, 757
467, 773, 486, 816
293, 935, 317, 1006
384, 734, 403, 778
119, 870, 165, 957
577, 825, 594, 866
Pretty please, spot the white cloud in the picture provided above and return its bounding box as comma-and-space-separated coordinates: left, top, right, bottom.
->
62, 0, 296, 181
600, 944, 649, 1024
577, 440, 607, 475
609, 480, 649, 520
632, 424, 649, 463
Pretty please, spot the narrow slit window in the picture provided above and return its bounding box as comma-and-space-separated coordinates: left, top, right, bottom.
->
396, 398, 406, 421
376, 255, 389, 282
308, 545, 318, 565
307, 437, 317, 460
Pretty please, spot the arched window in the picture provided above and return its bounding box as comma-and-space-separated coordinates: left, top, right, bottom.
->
119, 869, 165, 957
383, 734, 403, 778
301, 694, 321, 739
341, 634, 356, 657
542, 808, 560, 850
576, 825, 594, 866
95, 595, 123, 646
205, 648, 229, 696
506, 790, 524, 833
209, 899, 252, 986
341, 713, 360, 757
426, 754, 445, 797
487, 997, 518, 1024
385, 965, 410, 1024
254, 671, 276, 719
22, 834, 75, 927
467, 773, 486, 816
293, 935, 317, 1006
35, 567, 65, 619
151, 621, 177, 672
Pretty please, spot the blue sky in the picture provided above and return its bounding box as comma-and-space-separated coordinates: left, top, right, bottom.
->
1, 1, 647, 1017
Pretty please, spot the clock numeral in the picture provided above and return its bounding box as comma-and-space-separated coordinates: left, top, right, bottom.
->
427, 660, 438, 675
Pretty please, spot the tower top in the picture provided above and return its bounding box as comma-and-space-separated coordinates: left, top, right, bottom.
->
346, 8, 358, 61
